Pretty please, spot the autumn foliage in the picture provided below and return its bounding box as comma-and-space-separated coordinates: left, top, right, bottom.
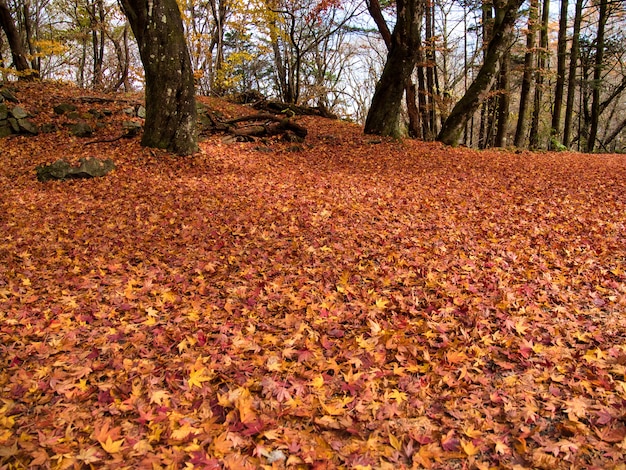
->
1, 82, 626, 469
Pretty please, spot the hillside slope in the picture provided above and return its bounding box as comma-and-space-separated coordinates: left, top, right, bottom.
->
1, 81, 626, 469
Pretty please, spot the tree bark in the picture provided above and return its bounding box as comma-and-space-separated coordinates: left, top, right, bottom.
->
550, 0, 568, 147
119, 0, 198, 155
529, 0, 549, 149
495, 47, 511, 147
587, 0, 607, 153
513, 0, 538, 148
563, 0, 583, 148
364, 0, 422, 138
437, 0, 523, 146
0, 0, 35, 79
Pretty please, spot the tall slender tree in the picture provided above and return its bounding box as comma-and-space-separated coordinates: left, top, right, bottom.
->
550, 0, 569, 147
437, 0, 524, 146
513, 0, 538, 147
529, 0, 549, 149
563, 0, 584, 147
587, 0, 608, 152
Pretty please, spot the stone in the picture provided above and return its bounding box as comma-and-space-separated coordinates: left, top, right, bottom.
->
137, 106, 146, 119
123, 107, 135, 116
36, 157, 115, 181
39, 123, 58, 133
10, 106, 28, 120
70, 121, 93, 137
122, 120, 142, 131
0, 89, 18, 103
53, 103, 77, 115
0, 104, 8, 120
8, 118, 19, 132
18, 119, 38, 134
0, 122, 12, 138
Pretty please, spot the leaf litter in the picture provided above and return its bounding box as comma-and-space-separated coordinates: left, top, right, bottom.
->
1, 82, 626, 469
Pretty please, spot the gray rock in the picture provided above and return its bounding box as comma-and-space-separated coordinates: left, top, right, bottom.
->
0, 89, 18, 103
11, 106, 29, 119
53, 103, 77, 115
18, 118, 38, 134
39, 123, 58, 133
0, 104, 8, 120
70, 121, 93, 137
0, 122, 12, 138
123, 107, 135, 116
36, 157, 115, 181
137, 105, 146, 119
8, 118, 19, 132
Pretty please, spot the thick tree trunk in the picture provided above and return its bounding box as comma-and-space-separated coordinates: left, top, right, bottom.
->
437, 0, 523, 146
563, 0, 583, 148
364, 0, 422, 138
587, 0, 607, 153
550, 0, 568, 147
0, 0, 35, 79
513, 0, 538, 148
119, 0, 197, 155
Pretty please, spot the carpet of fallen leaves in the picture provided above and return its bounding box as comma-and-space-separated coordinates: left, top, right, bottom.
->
1, 82, 626, 470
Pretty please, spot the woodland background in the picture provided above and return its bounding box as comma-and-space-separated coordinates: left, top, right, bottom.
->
0, 0, 625, 152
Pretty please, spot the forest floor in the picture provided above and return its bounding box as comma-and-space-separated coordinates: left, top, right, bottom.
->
1, 81, 626, 469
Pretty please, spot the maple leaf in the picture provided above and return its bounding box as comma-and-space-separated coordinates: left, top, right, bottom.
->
461, 439, 480, 457
188, 367, 214, 388
171, 424, 201, 441
75, 447, 101, 464
564, 396, 589, 419
100, 436, 125, 454
150, 389, 171, 406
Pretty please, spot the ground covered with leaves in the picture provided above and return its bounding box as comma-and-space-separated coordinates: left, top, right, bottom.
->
1, 82, 626, 469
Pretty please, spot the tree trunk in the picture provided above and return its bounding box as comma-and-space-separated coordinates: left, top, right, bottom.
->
550, 0, 568, 147
119, 0, 198, 155
563, 0, 583, 148
0, 0, 35, 79
495, 46, 511, 147
437, 0, 523, 146
587, 0, 607, 153
529, 0, 549, 149
513, 0, 538, 148
364, 0, 422, 138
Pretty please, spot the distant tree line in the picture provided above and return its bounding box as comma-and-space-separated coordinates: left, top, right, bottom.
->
0, 0, 624, 154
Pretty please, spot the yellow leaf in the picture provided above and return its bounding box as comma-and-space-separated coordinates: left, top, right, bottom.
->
235, 388, 257, 424
446, 350, 468, 364
463, 425, 482, 438
212, 432, 233, 457
161, 291, 177, 303
150, 390, 170, 406
170, 424, 201, 441
310, 375, 325, 389
319, 397, 353, 416
188, 367, 213, 389
387, 389, 407, 404
100, 436, 124, 454
375, 298, 389, 310
178, 338, 189, 353
461, 439, 480, 457
494, 439, 510, 455
389, 433, 402, 451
